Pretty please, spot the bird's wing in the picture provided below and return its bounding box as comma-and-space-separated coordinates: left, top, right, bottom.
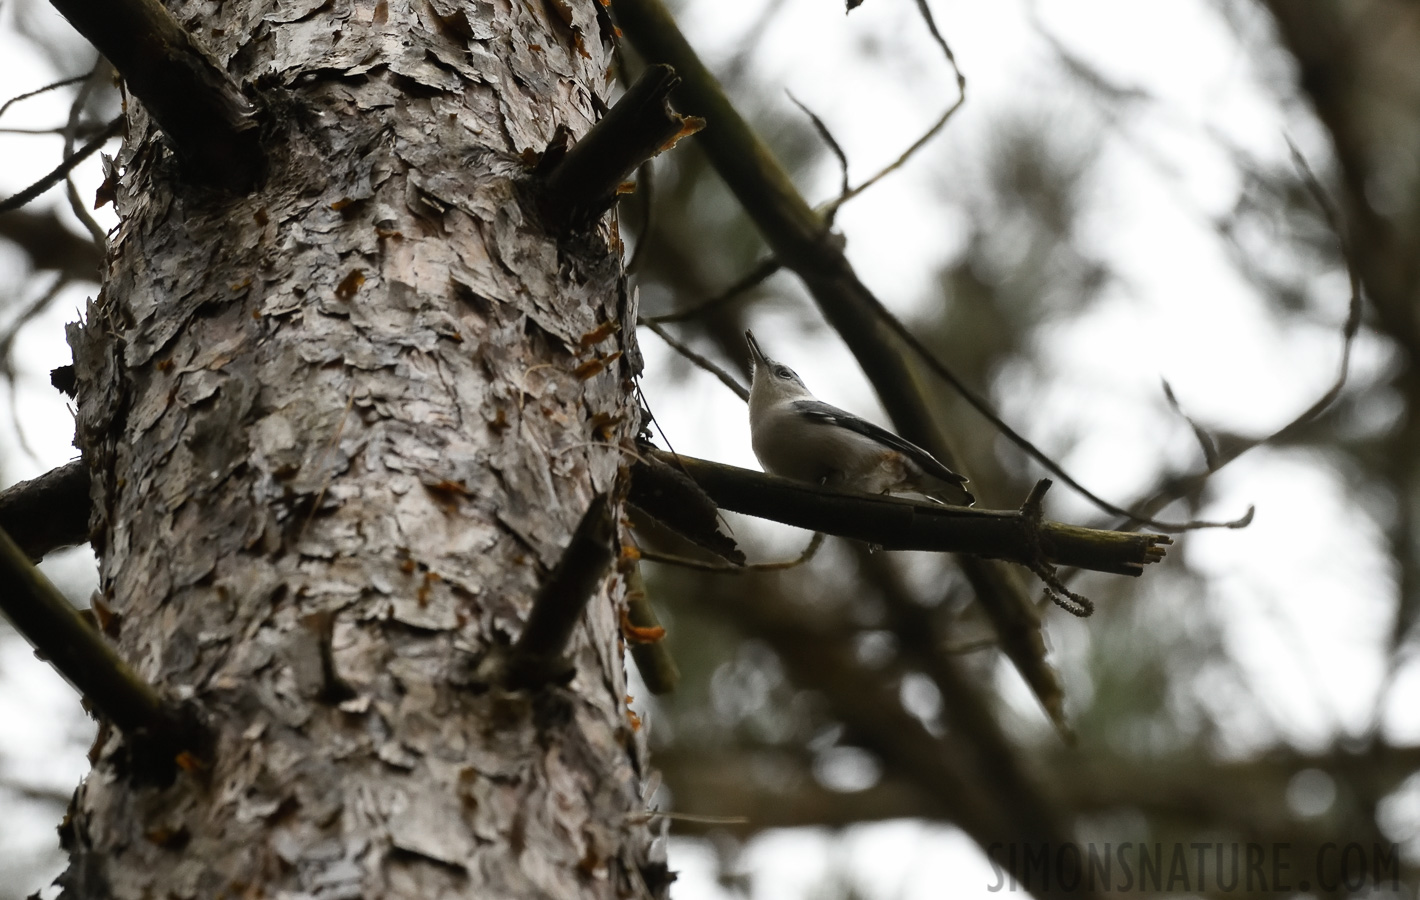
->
788, 400, 969, 485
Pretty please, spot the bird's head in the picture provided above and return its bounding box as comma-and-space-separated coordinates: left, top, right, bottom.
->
746, 330, 812, 406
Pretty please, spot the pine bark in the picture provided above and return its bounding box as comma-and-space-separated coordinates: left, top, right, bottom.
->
61, 0, 661, 897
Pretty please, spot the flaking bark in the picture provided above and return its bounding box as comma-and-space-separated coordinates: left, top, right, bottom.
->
62, 0, 662, 897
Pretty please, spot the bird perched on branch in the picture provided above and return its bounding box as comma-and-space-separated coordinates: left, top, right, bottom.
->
746, 331, 974, 506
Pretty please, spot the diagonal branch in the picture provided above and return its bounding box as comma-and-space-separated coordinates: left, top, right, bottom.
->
614, 0, 1096, 732
0, 117, 122, 214
638, 318, 748, 400
616, 0, 1253, 535
537, 63, 702, 229
639, 256, 781, 325
0, 461, 90, 560
475, 493, 618, 689
0, 526, 208, 775
45, 0, 264, 189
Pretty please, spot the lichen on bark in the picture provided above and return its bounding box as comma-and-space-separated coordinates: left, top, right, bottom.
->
62, 0, 661, 896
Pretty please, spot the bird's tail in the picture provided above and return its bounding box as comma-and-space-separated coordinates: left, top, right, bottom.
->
922, 475, 975, 507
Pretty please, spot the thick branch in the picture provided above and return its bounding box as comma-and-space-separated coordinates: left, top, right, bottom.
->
636, 450, 1168, 576
657, 743, 1420, 840
0, 526, 205, 772
46, 0, 264, 190
0, 461, 90, 560
538, 63, 701, 229
613, 0, 945, 445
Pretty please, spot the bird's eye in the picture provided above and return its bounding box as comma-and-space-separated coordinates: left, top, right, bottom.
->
774, 366, 794, 379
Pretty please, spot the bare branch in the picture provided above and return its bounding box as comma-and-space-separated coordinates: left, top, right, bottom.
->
63, 62, 109, 249
636, 449, 1168, 576
786, 91, 849, 206
822, 0, 967, 216
46, 0, 265, 189
0, 525, 208, 778
1093, 141, 1362, 534
614, 0, 1121, 729
537, 64, 702, 229
0, 117, 121, 214
638, 530, 825, 573
0, 461, 90, 560
638, 317, 749, 400
640, 256, 781, 325
0, 73, 89, 121
0, 273, 72, 463
476, 493, 618, 689
622, 561, 680, 694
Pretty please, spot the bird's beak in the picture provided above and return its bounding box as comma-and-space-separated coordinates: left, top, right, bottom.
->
745, 330, 767, 369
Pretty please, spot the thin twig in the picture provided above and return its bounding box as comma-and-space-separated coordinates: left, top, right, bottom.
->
638, 318, 749, 400
640, 256, 782, 324
0, 117, 122, 214
640, 531, 825, 573
868, 294, 1256, 532
0, 125, 114, 136
1086, 139, 1362, 534
1018, 479, 1094, 616
0, 776, 72, 805
64, 62, 109, 249
821, 0, 967, 217
915, 0, 965, 90
1161, 379, 1220, 471
0, 74, 89, 121
1279, 138, 1362, 430
786, 91, 849, 211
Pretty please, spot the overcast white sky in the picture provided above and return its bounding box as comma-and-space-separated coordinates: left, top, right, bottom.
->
0, 0, 1415, 897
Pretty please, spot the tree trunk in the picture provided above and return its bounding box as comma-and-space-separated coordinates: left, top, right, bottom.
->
61, 0, 661, 897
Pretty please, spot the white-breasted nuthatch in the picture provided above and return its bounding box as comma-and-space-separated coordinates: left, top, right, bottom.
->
746, 330, 975, 506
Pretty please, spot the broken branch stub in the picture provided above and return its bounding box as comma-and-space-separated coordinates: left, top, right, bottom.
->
536, 63, 703, 229
46, 0, 264, 190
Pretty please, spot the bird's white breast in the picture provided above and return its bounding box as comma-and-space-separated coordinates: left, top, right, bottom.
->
751, 403, 911, 492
